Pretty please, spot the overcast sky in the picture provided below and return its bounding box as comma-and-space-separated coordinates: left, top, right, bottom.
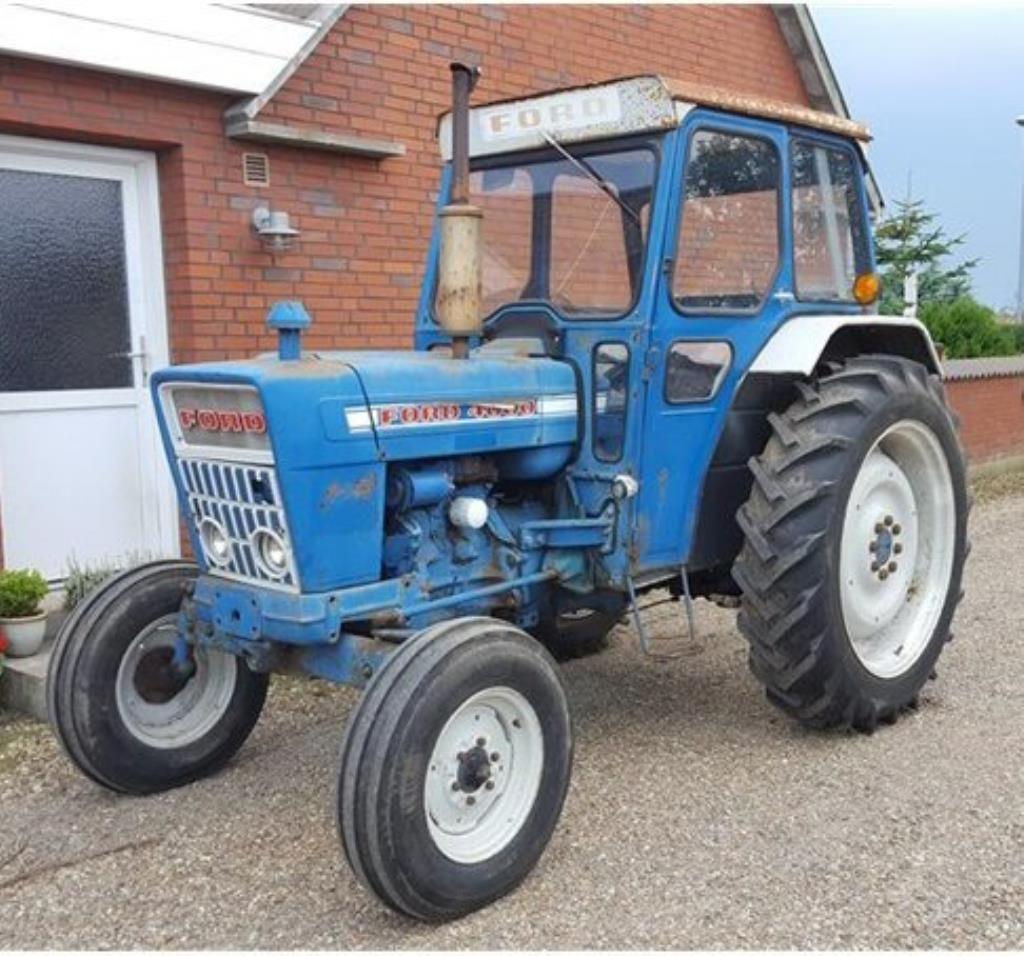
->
813, 4, 1024, 311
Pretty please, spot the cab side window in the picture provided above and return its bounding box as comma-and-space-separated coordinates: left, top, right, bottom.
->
592, 342, 629, 462
790, 140, 871, 302
673, 130, 780, 313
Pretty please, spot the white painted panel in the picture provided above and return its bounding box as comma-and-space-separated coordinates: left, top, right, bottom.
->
0, 3, 318, 93
22, 2, 315, 56
0, 405, 150, 578
749, 315, 941, 375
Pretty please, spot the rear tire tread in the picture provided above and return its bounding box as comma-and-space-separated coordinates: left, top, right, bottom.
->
733, 355, 969, 731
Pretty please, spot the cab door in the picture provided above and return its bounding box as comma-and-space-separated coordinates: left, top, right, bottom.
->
633, 111, 793, 573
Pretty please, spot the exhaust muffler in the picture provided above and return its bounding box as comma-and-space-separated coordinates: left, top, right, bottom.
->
437, 62, 482, 359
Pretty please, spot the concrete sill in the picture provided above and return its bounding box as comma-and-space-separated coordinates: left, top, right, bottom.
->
225, 118, 405, 159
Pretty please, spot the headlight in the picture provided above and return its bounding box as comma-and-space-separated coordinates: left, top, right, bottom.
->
198, 517, 231, 567
252, 528, 289, 578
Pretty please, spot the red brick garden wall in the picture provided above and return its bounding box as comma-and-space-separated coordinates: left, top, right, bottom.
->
0, 4, 809, 363
946, 375, 1024, 466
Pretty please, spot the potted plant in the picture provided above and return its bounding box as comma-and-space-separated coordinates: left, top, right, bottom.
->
0, 569, 49, 657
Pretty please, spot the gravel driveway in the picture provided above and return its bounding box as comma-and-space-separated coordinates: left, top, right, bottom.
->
1, 491, 1022, 949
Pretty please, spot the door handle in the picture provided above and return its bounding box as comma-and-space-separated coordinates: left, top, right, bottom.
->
109, 334, 150, 384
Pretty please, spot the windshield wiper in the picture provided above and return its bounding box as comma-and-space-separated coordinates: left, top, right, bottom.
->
541, 130, 640, 226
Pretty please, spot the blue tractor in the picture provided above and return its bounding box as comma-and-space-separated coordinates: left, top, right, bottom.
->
50, 67, 969, 920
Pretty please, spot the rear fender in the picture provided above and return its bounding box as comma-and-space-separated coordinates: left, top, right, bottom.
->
749, 314, 941, 376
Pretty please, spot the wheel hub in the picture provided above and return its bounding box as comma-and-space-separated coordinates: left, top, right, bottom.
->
868, 515, 904, 579
132, 647, 194, 704
115, 616, 237, 749
424, 686, 543, 864
871, 523, 895, 565
456, 745, 494, 793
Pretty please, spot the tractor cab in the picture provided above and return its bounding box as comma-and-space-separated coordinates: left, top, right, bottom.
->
415, 74, 910, 582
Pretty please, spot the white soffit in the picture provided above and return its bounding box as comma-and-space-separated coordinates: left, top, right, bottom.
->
0, 2, 320, 94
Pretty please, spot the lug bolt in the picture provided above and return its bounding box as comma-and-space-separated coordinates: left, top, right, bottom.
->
451, 781, 459, 791
512, 718, 521, 729
894, 543, 903, 555
466, 795, 476, 806
869, 541, 878, 552
490, 752, 500, 762
888, 561, 898, 573
476, 737, 486, 747
871, 561, 880, 572
485, 780, 495, 790
875, 522, 885, 534
879, 569, 889, 581
884, 515, 894, 527
893, 524, 902, 535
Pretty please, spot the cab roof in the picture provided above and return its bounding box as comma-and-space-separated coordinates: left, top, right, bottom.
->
437, 74, 870, 162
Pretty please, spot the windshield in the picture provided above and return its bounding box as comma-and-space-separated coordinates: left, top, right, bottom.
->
445, 145, 656, 319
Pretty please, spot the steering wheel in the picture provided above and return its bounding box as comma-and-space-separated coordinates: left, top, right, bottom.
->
483, 307, 563, 355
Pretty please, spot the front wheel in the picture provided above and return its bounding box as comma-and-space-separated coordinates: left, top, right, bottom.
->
733, 356, 969, 731
337, 617, 572, 921
48, 561, 268, 793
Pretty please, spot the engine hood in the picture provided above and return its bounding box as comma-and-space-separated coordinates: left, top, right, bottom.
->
151, 349, 579, 593
325, 350, 579, 463
152, 349, 579, 467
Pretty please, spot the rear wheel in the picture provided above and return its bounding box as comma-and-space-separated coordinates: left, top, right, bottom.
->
48, 561, 268, 793
532, 603, 624, 661
733, 356, 969, 731
337, 616, 572, 921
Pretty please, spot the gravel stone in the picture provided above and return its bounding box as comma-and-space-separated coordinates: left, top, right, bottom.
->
1, 492, 1022, 948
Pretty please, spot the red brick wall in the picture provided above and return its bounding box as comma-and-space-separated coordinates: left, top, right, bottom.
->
946, 375, 1024, 466
0, 4, 809, 363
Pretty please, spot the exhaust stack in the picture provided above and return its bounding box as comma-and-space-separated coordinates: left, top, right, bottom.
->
436, 62, 482, 359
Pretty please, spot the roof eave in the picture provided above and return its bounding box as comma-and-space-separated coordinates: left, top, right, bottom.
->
222, 4, 404, 161
772, 4, 884, 214
224, 3, 348, 125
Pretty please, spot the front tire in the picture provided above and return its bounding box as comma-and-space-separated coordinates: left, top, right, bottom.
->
337, 617, 572, 921
733, 356, 969, 731
48, 561, 268, 793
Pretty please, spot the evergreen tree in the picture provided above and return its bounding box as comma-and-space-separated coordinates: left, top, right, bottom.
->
875, 198, 978, 315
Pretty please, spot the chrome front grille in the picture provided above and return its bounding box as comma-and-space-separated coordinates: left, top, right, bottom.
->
178, 458, 299, 591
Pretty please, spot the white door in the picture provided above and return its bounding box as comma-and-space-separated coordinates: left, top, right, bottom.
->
0, 135, 178, 581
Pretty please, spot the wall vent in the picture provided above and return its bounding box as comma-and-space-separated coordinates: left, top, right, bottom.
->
242, 152, 270, 187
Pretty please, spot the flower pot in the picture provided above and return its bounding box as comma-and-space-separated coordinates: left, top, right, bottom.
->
0, 612, 47, 657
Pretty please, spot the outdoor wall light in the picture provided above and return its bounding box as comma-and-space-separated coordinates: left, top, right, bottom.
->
251, 205, 300, 252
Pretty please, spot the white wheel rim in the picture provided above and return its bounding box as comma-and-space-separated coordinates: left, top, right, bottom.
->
424, 686, 544, 865
840, 419, 956, 679
115, 615, 237, 749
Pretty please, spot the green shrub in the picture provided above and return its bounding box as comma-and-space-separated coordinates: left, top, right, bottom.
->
0, 569, 48, 619
1011, 322, 1024, 354
919, 297, 1017, 359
